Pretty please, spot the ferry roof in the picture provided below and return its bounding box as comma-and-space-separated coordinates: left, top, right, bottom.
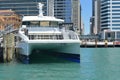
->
22, 16, 64, 22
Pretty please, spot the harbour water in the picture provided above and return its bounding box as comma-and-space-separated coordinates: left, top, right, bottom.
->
0, 48, 120, 80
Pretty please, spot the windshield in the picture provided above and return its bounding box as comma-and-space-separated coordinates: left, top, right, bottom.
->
22, 21, 59, 27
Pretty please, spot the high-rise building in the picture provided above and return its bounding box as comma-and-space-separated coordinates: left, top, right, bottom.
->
90, 17, 94, 35
72, 0, 81, 34
81, 18, 84, 35
92, 0, 120, 40
54, 0, 72, 23
0, 0, 54, 16
54, 0, 81, 34
100, 0, 120, 40
91, 0, 100, 35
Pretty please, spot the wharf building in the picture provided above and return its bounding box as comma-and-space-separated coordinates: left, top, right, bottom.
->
0, 10, 21, 31
91, 0, 120, 41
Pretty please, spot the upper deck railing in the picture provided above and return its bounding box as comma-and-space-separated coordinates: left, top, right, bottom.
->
26, 26, 60, 32
20, 25, 79, 40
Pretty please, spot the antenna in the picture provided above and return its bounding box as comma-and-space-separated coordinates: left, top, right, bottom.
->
38, 3, 44, 17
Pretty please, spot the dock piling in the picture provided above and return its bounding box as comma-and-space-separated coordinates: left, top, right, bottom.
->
95, 39, 97, 48
3, 33, 15, 62
105, 40, 108, 48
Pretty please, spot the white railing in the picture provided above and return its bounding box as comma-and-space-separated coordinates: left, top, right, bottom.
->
20, 26, 79, 40
28, 34, 63, 40
26, 26, 60, 32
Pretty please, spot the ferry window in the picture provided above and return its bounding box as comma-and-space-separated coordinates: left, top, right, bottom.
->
59, 35, 63, 39
40, 21, 49, 27
28, 35, 31, 40
31, 35, 34, 40
22, 21, 30, 26
50, 21, 58, 27
30, 21, 39, 26
18, 37, 22, 41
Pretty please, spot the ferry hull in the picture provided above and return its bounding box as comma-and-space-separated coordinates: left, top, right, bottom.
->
30, 42, 80, 54
16, 40, 80, 63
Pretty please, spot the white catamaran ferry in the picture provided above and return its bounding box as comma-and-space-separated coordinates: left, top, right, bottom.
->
15, 3, 80, 63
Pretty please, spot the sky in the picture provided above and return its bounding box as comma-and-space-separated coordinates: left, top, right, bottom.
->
80, 0, 92, 35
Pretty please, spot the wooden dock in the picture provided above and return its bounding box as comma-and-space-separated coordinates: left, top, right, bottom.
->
80, 41, 120, 48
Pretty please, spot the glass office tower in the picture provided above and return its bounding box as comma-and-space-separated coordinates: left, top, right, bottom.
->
0, 0, 54, 16
54, 0, 81, 34
101, 0, 120, 40
54, 0, 72, 23
101, 0, 120, 31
